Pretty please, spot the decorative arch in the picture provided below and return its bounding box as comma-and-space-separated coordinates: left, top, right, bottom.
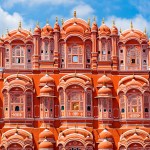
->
0, 128, 34, 149
2, 74, 34, 119
58, 73, 93, 118
119, 129, 150, 150
57, 128, 94, 150
118, 75, 150, 120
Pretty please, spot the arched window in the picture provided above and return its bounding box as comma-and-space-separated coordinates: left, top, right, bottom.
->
66, 86, 84, 117
12, 46, 24, 64
15, 106, 20, 111
127, 92, 142, 118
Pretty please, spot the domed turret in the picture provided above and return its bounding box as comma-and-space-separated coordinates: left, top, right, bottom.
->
98, 85, 112, 97
98, 75, 112, 85
34, 22, 41, 35
42, 22, 53, 36
40, 85, 54, 94
111, 21, 118, 35
40, 74, 54, 84
54, 17, 60, 32
98, 139, 113, 149
99, 129, 113, 139
98, 19, 111, 36
91, 17, 98, 32
39, 139, 53, 149
39, 129, 54, 139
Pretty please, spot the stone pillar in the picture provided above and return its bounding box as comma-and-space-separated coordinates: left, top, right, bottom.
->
91, 31, 98, 70
111, 35, 119, 70
32, 26, 41, 70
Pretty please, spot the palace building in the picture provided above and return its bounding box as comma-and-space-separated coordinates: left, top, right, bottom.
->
0, 11, 150, 150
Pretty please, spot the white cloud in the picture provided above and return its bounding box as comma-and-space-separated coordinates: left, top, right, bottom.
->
71, 3, 95, 19
0, 7, 33, 35
105, 15, 150, 36
2, 0, 76, 8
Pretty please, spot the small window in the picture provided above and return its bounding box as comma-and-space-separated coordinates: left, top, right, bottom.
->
45, 108, 48, 111
145, 108, 149, 112
28, 60, 31, 62
7, 49, 9, 52
143, 49, 146, 53
15, 106, 20, 111
104, 109, 106, 112
121, 60, 123, 64
28, 108, 31, 111
6, 59, 9, 62
120, 49, 123, 53
109, 109, 111, 112
62, 59, 64, 62
5, 108, 8, 111
108, 51, 110, 54
121, 108, 125, 113
72, 56, 78, 63
17, 58, 20, 63
45, 51, 48, 54
61, 106, 64, 110
100, 109, 101, 112
87, 106, 91, 111
131, 59, 135, 64
143, 60, 147, 64
98, 51, 100, 54
87, 59, 90, 63
28, 49, 31, 52
41, 50, 43, 53
50, 108, 53, 112
102, 50, 106, 55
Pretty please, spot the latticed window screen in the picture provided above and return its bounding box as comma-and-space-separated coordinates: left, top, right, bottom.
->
12, 46, 24, 64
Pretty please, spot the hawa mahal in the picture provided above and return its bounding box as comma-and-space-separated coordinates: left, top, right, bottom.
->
0, 11, 150, 150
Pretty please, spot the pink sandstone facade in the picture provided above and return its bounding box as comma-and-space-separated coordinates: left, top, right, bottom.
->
0, 12, 150, 149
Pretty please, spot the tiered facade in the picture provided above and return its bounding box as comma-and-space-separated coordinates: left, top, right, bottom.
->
0, 12, 150, 150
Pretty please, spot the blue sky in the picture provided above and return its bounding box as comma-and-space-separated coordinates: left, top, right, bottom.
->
0, 0, 150, 36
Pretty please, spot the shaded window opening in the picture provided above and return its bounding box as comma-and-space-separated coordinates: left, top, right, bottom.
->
87, 106, 91, 111
61, 106, 64, 110
121, 108, 125, 113
131, 59, 135, 64
15, 106, 20, 111
145, 108, 149, 112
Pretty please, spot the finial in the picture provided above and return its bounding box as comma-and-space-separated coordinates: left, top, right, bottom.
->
18, 21, 22, 29
56, 17, 58, 23
61, 18, 64, 25
130, 21, 133, 29
29, 28, 32, 32
93, 16, 96, 22
112, 20, 115, 26
88, 18, 90, 26
7, 28, 9, 34
36, 21, 40, 27
102, 18, 105, 24
120, 28, 122, 34
74, 10, 77, 18
46, 19, 49, 24
144, 27, 147, 34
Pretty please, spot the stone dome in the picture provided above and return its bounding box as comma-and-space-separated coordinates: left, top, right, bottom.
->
40, 74, 54, 84
39, 129, 53, 139
99, 129, 113, 139
98, 139, 113, 149
39, 139, 53, 149
98, 75, 112, 85
98, 86, 112, 96
40, 85, 54, 93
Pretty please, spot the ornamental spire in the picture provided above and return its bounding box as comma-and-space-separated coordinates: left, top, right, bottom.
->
56, 17, 58, 23
88, 18, 90, 26
130, 21, 133, 29
18, 20, 22, 29
61, 18, 64, 25
46, 19, 49, 24
102, 18, 105, 24
120, 28, 122, 34
74, 10, 77, 18
144, 27, 147, 34
112, 20, 115, 26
